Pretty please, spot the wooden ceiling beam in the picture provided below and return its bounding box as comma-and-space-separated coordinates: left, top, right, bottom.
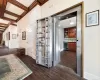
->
0, 27, 6, 29
16, 11, 27, 21
0, 26, 8, 28
9, 22, 17, 26
17, 1, 38, 22
29, 1, 38, 11
0, 23, 8, 26
0, 0, 7, 17
10, 23, 17, 26
0, 29, 5, 31
5, 10, 20, 17
0, 0, 4, 17
1, 17, 17, 22
37, 0, 48, 6
7, 0, 28, 11
0, 31, 4, 33
35, 0, 41, 6
0, 28, 5, 31
16, 0, 48, 22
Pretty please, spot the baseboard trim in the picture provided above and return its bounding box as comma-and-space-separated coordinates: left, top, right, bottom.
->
84, 72, 100, 80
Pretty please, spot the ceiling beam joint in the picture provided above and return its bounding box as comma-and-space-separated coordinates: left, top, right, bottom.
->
7, 0, 28, 11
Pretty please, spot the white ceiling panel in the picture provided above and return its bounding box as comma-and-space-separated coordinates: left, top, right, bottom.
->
6, 2, 24, 15
0, 19, 10, 24
4, 13, 18, 20
59, 17, 76, 28
16, 0, 35, 7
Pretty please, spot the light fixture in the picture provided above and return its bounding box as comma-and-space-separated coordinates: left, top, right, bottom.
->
69, 20, 74, 25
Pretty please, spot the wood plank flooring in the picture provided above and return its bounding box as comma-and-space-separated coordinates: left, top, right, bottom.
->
60, 51, 77, 72
18, 55, 85, 80
0, 48, 85, 80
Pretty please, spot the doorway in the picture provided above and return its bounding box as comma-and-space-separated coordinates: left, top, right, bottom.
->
53, 6, 82, 76
58, 12, 77, 72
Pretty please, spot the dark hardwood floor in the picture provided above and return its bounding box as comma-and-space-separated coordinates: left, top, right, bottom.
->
0, 48, 85, 80
60, 51, 77, 72
18, 55, 85, 80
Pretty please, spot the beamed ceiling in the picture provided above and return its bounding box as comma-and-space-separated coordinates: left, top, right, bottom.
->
0, 0, 48, 33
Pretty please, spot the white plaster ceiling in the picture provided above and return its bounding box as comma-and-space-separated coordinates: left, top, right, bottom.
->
6, 2, 24, 15
16, 0, 35, 7
59, 17, 76, 28
4, 13, 18, 20
0, 19, 10, 24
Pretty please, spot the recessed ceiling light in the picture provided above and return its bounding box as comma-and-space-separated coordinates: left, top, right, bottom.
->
70, 22, 74, 25
69, 20, 74, 25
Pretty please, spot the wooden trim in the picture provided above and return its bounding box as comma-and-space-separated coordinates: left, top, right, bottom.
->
0, 28, 5, 30
81, 2, 84, 77
10, 23, 17, 26
17, 11, 27, 21
16, 0, 48, 22
37, 0, 48, 6
52, 2, 84, 17
17, 1, 38, 22
0, 30, 4, 32
0, 25, 8, 28
29, 1, 38, 11
8, 0, 28, 11
0, 29, 5, 31
2, 17, 17, 22
36, 0, 41, 5
0, 23, 8, 26
0, 27, 6, 29
0, 0, 7, 17
5, 10, 20, 17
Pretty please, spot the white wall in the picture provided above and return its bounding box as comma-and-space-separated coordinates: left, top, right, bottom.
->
41, 0, 100, 80
3, 25, 19, 48
13, 0, 100, 79
17, 5, 41, 59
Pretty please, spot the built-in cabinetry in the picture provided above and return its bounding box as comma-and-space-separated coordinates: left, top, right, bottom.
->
64, 27, 76, 52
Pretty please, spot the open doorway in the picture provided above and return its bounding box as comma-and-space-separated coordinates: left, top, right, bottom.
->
53, 6, 82, 76
58, 12, 77, 72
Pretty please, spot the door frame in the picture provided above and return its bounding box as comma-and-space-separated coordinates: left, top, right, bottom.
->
51, 2, 84, 77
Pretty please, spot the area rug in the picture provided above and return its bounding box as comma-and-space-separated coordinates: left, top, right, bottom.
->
0, 54, 32, 80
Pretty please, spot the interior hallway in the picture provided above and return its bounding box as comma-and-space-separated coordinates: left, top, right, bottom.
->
60, 51, 77, 72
